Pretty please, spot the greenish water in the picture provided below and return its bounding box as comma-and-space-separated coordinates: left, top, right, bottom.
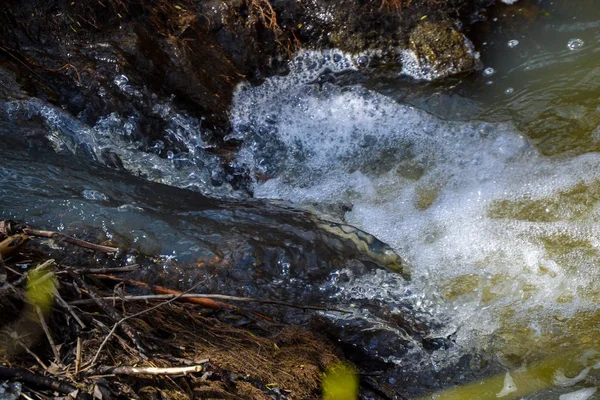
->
374, 0, 600, 157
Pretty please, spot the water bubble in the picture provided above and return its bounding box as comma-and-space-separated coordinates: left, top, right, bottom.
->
483, 67, 496, 77
505, 87, 514, 95
82, 189, 108, 201
113, 74, 129, 86
507, 39, 519, 48
357, 56, 369, 68
567, 38, 584, 50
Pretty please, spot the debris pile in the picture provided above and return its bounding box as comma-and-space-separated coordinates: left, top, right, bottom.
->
0, 220, 343, 399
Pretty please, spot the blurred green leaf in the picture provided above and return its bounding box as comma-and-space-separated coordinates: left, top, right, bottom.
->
322, 362, 358, 400
25, 263, 57, 316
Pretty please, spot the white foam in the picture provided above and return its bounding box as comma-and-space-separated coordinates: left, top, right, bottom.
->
496, 372, 517, 397
230, 49, 600, 362
555, 367, 592, 387
2, 98, 237, 198
559, 387, 597, 400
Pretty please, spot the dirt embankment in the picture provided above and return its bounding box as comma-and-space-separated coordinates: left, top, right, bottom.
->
1, 0, 493, 142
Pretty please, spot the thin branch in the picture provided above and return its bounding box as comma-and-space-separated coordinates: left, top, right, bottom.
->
76, 336, 82, 374
69, 293, 352, 314
83, 279, 206, 369
0, 366, 92, 400
76, 265, 139, 274
15, 340, 49, 371
53, 287, 86, 329
68, 270, 147, 361
89, 361, 209, 376
35, 306, 62, 366
90, 274, 237, 310
11, 259, 55, 288
23, 228, 118, 254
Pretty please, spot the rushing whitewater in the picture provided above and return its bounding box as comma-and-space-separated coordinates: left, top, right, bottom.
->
229, 50, 600, 374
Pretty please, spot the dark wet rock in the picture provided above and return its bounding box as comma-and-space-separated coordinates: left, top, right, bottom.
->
407, 20, 482, 79
1, 0, 500, 139
0, 0, 507, 194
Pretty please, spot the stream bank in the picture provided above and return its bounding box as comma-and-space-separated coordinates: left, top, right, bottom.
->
1, 0, 494, 188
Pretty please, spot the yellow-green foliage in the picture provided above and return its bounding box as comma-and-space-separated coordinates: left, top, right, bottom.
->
25, 264, 57, 316
322, 362, 359, 400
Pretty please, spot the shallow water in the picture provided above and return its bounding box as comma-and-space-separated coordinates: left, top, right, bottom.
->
373, 0, 600, 156
1, 0, 600, 398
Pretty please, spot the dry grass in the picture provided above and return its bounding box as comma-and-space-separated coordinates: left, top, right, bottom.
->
380, 0, 413, 12
0, 229, 341, 399
248, 0, 280, 31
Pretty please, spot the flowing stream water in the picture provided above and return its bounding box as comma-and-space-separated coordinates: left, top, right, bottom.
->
1, 0, 599, 398
229, 1, 600, 397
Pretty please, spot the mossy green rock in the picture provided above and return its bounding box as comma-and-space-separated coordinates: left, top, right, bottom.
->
408, 21, 481, 79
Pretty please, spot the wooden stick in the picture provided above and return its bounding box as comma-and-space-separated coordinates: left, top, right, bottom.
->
11, 259, 56, 288
90, 361, 209, 376
90, 319, 138, 358
69, 293, 352, 314
53, 288, 86, 329
0, 233, 29, 259
35, 306, 62, 366
75, 336, 82, 374
77, 265, 139, 274
23, 228, 118, 254
68, 270, 148, 360
90, 274, 237, 310
83, 279, 206, 369
16, 340, 49, 371
0, 366, 92, 400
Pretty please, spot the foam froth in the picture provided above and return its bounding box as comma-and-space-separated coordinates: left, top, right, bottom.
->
231, 49, 600, 364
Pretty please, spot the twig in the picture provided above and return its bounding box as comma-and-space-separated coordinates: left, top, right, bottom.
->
4, 264, 23, 276
35, 306, 62, 367
69, 293, 352, 314
15, 340, 49, 371
83, 279, 206, 369
89, 361, 209, 376
76, 336, 82, 374
53, 288, 86, 329
20, 392, 35, 400
68, 270, 148, 361
90, 319, 138, 359
91, 274, 237, 310
23, 228, 118, 254
11, 259, 55, 288
77, 264, 139, 274
0, 233, 29, 259
24, 387, 51, 400
0, 366, 92, 400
